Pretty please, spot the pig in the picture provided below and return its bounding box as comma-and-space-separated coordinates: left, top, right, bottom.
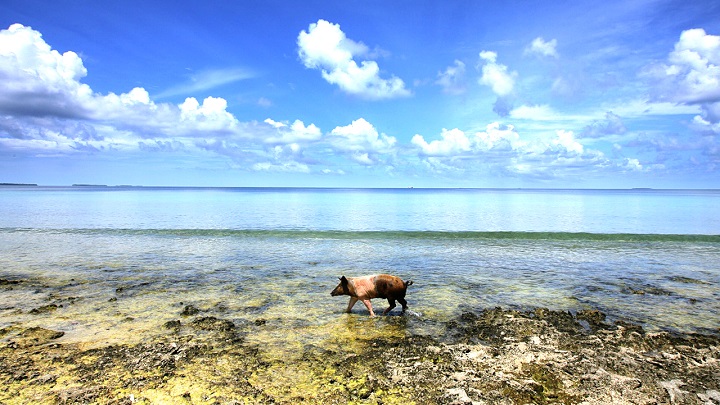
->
330, 274, 413, 317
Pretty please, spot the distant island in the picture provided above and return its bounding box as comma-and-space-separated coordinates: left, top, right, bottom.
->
0, 183, 38, 186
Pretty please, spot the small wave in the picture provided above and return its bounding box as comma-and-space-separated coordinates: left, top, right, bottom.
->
2, 227, 719, 243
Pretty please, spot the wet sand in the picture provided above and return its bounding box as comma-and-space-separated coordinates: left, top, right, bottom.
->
2, 301, 719, 404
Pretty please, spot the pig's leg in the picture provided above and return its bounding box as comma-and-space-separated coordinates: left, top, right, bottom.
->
398, 298, 408, 314
361, 299, 376, 317
383, 299, 396, 315
346, 297, 358, 313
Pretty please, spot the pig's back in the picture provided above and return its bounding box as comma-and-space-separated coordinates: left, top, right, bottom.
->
373, 274, 407, 299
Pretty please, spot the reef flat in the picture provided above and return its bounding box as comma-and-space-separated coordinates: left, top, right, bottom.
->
1, 307, 718, 404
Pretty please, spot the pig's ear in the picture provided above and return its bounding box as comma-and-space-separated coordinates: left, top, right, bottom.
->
340, 276, 348, 284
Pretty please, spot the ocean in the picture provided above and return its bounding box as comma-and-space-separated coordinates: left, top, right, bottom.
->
1, 186, 719, 349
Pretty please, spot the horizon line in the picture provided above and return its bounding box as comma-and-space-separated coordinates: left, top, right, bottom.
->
1, 183, 719, 191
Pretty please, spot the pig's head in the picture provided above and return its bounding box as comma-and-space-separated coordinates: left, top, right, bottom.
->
330, 276, 350, 296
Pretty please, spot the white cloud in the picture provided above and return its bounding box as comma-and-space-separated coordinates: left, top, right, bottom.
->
436, 60, 467, 95
411, 128, 471, 156
624, 158, 643, 171
351, 152, 374, 165
177, 96, 240, 133
0, 23, 92, 118
262, 118, 322, 144
297, 20, 411, 100
509, 104, 616, 123
665, 28, 720, 104
156, 67, 255, 99
509, 104, 557, 120
252, 161, 310, 173
552, 130, 584, 155
327, 118, 398, 166
580, 111, 627, 138
411, 122, 615, 177
478, 51, 516, 97
647, 28, 720, 128
608, 99, 701, 117
0, 23, 692, 182
412, 123, 523, 157
329, 118, 396, 153
0, 24, 323, 165
691, 114, 720, 134
525, 37, 558, 58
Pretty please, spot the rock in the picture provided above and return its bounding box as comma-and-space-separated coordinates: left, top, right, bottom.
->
698, 390, 720, 403
660, 379, 688, 403
181, 305, 199, 316
452, 371, 469, 381
14, 327, 64, 347
56, 386, 108, 403
576, 309, 606, 325
29, 304, 58, 314
614, 320, 644, 334
1, 306, 718, 404
190, 316, 235, 331
446, 387, 473, 404
164, 320, 181, 329
33, 374, 57, 385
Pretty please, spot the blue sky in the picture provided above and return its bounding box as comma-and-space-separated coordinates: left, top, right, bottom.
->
1, 0, 719, 188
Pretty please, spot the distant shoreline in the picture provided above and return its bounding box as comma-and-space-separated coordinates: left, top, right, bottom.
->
0, 183, 37, 186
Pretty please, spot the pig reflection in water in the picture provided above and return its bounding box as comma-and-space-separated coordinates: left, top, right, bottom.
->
330, 274, 414, 317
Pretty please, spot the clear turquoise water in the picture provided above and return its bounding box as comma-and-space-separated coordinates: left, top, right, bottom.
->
2, 187, 719, 233
1, 187, 719, 346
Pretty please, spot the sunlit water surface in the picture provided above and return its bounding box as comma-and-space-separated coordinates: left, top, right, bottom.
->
1, 187, 719, 350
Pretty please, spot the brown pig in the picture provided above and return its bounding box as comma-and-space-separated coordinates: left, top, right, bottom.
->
330, 274, 413, 316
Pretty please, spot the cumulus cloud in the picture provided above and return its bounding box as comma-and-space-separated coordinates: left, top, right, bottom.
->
478, 51, 516, 97
412, 128, 471, 156
647, 28, 720, 129
178, 96, 239, 132
478, 51, 517, 117
658, 28, 720, 104
0, 23, 335, 173
411, 122, 617, 177
0, 23, 92, 118
525, 37, 558, 58
253, 156, 310, 173
329, 118, 397, 164
552, 130, 583, 155
0, 23, 674, 182
436, 60, 467, 95
297, 19, 410, 100
411, 123, 522, 157
263, 118, 322, 144
579, 111, 627, 138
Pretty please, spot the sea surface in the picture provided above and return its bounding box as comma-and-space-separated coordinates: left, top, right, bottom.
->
1, 186, 719, 350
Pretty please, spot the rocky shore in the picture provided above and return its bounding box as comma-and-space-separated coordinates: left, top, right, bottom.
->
1, 306, 719, 404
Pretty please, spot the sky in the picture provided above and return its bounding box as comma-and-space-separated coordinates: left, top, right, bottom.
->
1, 0, 719, 188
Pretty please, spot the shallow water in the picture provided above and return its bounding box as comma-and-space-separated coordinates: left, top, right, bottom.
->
1, 187, 719, 350
1, 229, 719, 351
